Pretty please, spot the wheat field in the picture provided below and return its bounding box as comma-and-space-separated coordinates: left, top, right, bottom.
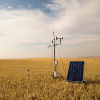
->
0, 58, 100, 100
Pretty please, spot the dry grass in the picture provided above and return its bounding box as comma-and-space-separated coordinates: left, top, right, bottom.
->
0, 58, 100, 100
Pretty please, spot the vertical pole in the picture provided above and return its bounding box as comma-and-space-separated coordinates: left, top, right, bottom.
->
53, 32, 56, 71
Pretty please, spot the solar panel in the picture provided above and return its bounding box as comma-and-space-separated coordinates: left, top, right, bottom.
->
66, 61, 84, 82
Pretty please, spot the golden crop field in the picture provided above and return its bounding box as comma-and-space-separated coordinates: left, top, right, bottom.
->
0, 58, 100, 100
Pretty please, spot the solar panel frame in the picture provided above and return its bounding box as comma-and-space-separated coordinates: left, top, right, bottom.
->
66, 61, 84, 82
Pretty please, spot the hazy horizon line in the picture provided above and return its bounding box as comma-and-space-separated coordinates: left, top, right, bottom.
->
0, 56, 100, 60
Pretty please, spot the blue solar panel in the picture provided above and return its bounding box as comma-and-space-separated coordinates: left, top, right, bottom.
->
66, 61, 84, 82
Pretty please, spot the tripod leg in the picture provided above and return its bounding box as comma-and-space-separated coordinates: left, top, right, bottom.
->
51, 72, 54, 78
58, 72, 64, 78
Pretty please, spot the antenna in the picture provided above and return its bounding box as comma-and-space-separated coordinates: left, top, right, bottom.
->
53, 23, 54, 32
48, 32, 64, 78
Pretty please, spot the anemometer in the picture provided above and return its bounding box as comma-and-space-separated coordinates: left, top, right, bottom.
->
48, 32, 64, 78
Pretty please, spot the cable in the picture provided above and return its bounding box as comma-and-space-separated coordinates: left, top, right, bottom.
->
50, 46, 53, 68
57, 46, 66, 77
49, 46, 53, 76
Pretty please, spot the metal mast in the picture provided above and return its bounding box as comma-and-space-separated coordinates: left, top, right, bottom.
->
53, 32, 56, 71
48, 32, 63, 78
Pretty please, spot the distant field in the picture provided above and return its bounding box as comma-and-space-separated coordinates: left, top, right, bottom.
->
0, 58, 100, 100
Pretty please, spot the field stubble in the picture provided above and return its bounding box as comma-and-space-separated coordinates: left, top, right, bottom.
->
0, 58, 100, 100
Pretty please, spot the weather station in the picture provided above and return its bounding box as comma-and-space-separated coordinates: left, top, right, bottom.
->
48, 32, 64, 78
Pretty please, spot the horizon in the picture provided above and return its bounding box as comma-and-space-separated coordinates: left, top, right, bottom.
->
0, 56, 100, 60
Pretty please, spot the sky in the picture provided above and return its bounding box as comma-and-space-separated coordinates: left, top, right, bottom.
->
0, 0, 100, 59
